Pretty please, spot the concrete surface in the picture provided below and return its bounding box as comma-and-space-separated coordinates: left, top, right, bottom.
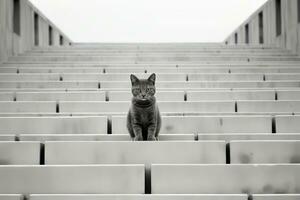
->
230, 140, 300, 163
112, 116, 272, 134
0, 195, 22, 200
45, 141, 226, 165
0, 116, 107, 134
252, 194, 300, 200
276, 116, 300, 133
151, 164, 300, 194
187, 91, 275, 100
0, 165, 144, 194
19, 134, 195, 142
16, 92, 106, 101
0, 142, 40, 164
59, 101, 235, 114
29, 194, 248, 200
0, 102, 56, 113
237, 101, 300, 113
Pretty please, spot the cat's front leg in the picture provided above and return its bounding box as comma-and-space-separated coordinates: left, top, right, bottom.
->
147, 123, 157, 141
132, 124, 143, 141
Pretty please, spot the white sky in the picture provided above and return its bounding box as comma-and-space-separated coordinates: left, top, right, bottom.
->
28, 0, 268, 43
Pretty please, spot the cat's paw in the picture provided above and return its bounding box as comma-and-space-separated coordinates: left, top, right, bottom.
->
134, 136, 143, 141
147, 136, 157, 141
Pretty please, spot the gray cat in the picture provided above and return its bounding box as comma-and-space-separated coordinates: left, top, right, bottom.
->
127, 73, 161, 141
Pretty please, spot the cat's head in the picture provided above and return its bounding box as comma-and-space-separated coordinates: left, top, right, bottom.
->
130, 73, 156, 103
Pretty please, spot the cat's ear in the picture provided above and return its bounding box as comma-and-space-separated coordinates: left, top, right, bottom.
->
148, 73, 156, 84
130, 74, 139, 85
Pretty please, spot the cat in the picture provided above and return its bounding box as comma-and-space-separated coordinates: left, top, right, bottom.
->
127, 73, 161, 141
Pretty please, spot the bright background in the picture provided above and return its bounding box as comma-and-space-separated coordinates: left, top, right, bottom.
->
29, 0, 268, 43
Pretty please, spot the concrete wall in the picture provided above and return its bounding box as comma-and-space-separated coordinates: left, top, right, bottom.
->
225, 0, 300, 54
0, 0, 72, 63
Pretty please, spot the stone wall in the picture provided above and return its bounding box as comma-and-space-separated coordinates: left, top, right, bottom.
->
0, 0, 72, 63
225, 0, 300, 54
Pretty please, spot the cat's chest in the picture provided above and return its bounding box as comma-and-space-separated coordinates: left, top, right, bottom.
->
133, 107, 155, 123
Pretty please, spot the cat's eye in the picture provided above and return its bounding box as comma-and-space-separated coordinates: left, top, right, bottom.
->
147, 88, 155, 94
132, 88, 140, 95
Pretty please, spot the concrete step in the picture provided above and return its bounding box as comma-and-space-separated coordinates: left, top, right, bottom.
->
2, 73, 300, 83
276, 116, 300, 133
36, 43, 271, 47
253, 194, 300, 200
18, 67, 104, 74
30, 47, 283, 51
7, 62, 300, 67
265, 74, 300, 80
59, 101, 235, 114
0, 88, 297, 93
0, 68, 18, 73
151, 164, 300, 194
230, 141, 300, 164
25, 195, 300, 200
0, 195, 22, 200
28, 194, 248, 200
237, 101, 300, 113
4, 67, 300, 74
0, 117, 107, 134
2, 91, 184, 102
24, 53, 293, 59
0, 74, 60, 81
31, 46, 283, 51
15, 67, 230, 74
112, 116, 272, 134
197, 134, 300, 141
5, 56, 248, 62
106, 67, 300, 74
100, 81, 300, 89
277, 90, 300, 100
103, 67, 252, 74
0, 102, 56, 113
17, 134, 300, 142
16, 92, 106, 101
45, 141, 225, 165
0, 142, 40, 165
0, 135, 15, 141
0, 88, 106, 92
27, 55, 288, 62
62, 73, 187, 81
4, 81, 300, 90
18, 134, 195, 142
0, 112, 292, 117
0, 92, 14, 101
27, 45, 288, 51
0, 165, 144, 194
188, 74, 264, 81
31, 44, 277, 49
4, 63, 300, 68
8, 56, 300, 62
20, 52, 291, 58
187, 91, 275, 100
25, 49, 292, 54
0, 81, 98, 89
231, 68, 300, 73
109, 90, 278, 101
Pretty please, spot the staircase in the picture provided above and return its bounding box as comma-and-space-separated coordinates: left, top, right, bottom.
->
0, 43, 300, 200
